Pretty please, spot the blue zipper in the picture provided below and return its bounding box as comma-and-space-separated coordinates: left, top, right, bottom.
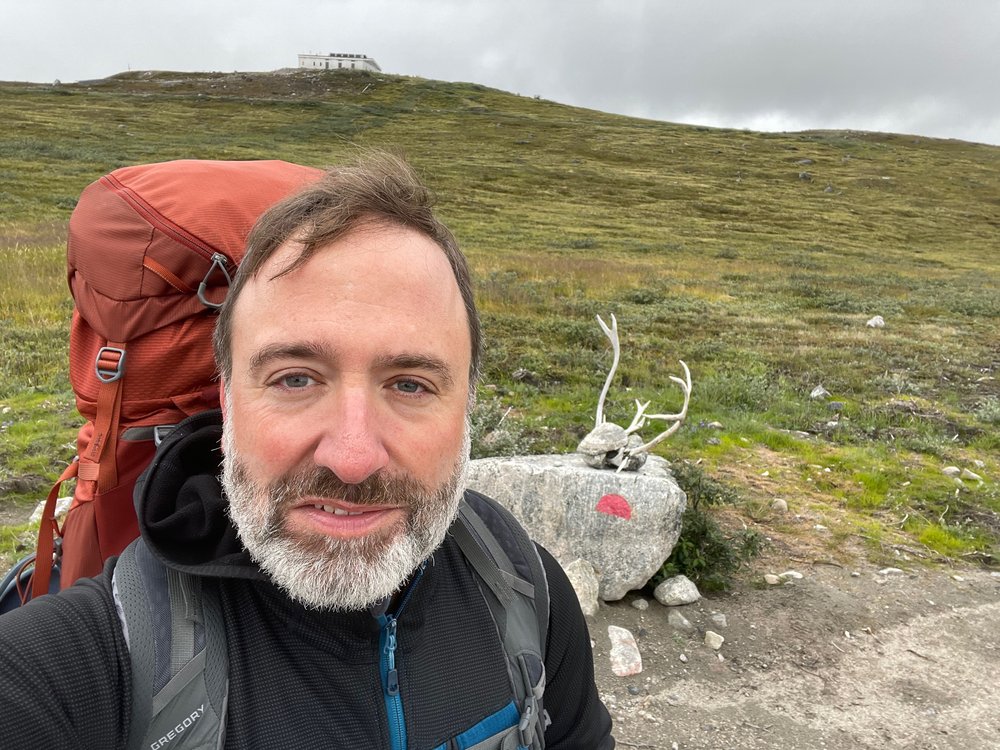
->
378, 564, 426, 750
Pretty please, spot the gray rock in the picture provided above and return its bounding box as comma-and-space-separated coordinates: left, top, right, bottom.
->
796, 158, 815, 165
798, 171, 813, 181
942, 466, 961, 478
961, 468, 984, 482
679, 653, 688, 663
810, 385, 830, 399
608, 625, 643, 676
771, 498, 788, 513
30, 495, 73, 525
631, 598, 649, 611
564, 559, 601, 617
466, 454, 686, 600
710, 612, 728, 628
667, 609, 695, 631
824, 184, 835, 193
764, 574, 782, 585
704, 631, 725, 650
653, 575, 701, 606
879, 567, 905, 576
827, 401, 845, 411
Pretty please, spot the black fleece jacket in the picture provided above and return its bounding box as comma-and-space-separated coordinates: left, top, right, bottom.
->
0, 411, 614, 749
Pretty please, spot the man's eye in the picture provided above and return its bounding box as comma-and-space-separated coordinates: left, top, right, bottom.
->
279, 374, 314, 389
393, 380, 424, 394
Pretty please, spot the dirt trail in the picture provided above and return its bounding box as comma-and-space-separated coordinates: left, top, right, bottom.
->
591, 559, 1000, 749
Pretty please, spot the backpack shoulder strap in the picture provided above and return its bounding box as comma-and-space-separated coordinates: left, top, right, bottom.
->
452, 489, 551, 749
113, 540, 229, 750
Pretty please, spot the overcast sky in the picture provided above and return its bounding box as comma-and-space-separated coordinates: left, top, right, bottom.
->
3, 0, 998, 145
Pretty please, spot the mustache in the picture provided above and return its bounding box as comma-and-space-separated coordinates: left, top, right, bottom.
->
270, 465, 432, 508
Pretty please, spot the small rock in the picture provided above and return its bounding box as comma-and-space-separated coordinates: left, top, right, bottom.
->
764, 574, 782, 585
654, 575, 701, 606
879, 567, 905, 576
866, 315, 885, 328
627, 684, 642, 696
810, 385, 830, 399
952, 574, 965, 582
851, 571, 861, 577
631, 598, 649, 611
706, 437, 721, 446
511, 368, 538, 383
710, 612, 728, 628
704, 631, 725, 650
798, 171, 813, 181
973, 459, 985, 469
942, 466, 961, 477
771, 498, 788, 513
961, 468, 983, 482
608, 626, 643, 676
667, 609, 695, 632
0, 406, 11, 414
824, 184, 835, 193
779, 570, 804, 580
827, 401, 845, 411
564, 559, 601, 617
30, 495, 74, 525
813, 524, 828, 532
679, 653, 688, 663
706, 421, 724, 430
796, 158, 815, 165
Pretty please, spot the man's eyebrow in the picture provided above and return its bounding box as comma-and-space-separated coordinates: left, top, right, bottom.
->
247, 341, 335, 376
375, 353, 455, 389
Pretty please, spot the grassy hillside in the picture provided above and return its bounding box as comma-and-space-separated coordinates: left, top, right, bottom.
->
1, 69, 998, 571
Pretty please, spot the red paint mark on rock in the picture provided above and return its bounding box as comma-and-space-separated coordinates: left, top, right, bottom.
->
596, 494, 632, 520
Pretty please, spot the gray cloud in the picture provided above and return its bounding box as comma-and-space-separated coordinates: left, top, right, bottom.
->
2, 0, 997, 144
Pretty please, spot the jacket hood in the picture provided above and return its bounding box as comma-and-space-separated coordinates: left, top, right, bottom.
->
134, 409, 267, 581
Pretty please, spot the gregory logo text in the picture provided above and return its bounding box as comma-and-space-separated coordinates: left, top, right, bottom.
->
150, 705, 205, 749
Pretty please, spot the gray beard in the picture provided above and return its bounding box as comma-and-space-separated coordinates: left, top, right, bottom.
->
221, 420, 469, 611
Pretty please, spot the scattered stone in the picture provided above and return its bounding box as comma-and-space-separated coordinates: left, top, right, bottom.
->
710, 613, 728, 628
631, 598, 649, 611
879, 567, 905, 576
564, 559, 601, 617
796, 158, 814, 165
771, 498, 788, 513
511, 368, 538, 383
608, 625, 643, 676
779, 570, 804, 580
705, 421, 724, 430
798, 171, 813, 181
30, 495, 73, 525
679, 653, 688, 663
866, 315, 886, 328
654, 575, 701, 606
942, 466, 961, 478
973, 459, 986, 469
961, 468, 984, 482
952, 574, 965, 582
0, 406, 11, 414
704, 631, 725, 650
667, 609, 695, 632
764, 574, 782, 585
824, 184, 835, 193
706, 437, 721, 446
851, 571, 861, 577
813, 524, 828, 532
627, 684, 642, 696
827, 401, 845, 411
810, 385, 831, 399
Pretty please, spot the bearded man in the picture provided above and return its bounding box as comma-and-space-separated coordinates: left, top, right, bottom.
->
0, 153, 615, 750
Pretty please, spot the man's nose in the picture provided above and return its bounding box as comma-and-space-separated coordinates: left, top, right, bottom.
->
312, 388, 390, 485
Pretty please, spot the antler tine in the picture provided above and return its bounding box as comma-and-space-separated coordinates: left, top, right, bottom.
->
594, 313, 620, 427
630, 361, 692, 454
624, 399, 650, 434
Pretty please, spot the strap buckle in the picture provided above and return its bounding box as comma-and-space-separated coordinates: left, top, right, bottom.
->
95, 347, 126, 383
517, 695, 539, 749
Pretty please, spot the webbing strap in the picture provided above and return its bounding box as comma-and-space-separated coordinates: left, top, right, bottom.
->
84, 341, 126, 493
30, 461, 78, 601
452, 504, 515, 608
167, 568, 198, 677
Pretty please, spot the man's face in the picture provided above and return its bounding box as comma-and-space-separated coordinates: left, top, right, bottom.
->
221, 222, 473, 610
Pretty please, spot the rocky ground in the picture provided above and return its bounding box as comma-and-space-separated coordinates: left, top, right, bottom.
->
589, 553, 1000, 750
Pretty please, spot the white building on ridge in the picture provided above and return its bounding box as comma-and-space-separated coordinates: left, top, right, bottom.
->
297, 53, 382, 72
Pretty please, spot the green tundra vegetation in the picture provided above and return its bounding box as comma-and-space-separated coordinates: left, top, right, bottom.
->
0, 70, 997, 577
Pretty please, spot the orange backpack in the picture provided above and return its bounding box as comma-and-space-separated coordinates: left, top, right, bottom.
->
27, 159, 323, 601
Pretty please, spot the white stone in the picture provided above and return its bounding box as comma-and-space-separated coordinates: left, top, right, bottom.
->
653, 575, 701, 606
866, 315, 885, 328
879, 567, 905, 576
810, 385, 830, 399
667, 609, 695, 631
779, 570, 804, 580
30, 495, 73, 525
704, 631, 725, 650
771, 498, 788, 513
961, 468, 983, 482
678, 653, 688, 663
710, 612, 728, 628
631, 598, 649, 611
764, 574, 782, 585
466, 454, 686, 600
942, 466, 961, 478
563, 559, 601, 617
608, 625, 643, 676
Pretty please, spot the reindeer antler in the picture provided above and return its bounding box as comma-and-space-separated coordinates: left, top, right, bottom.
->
629, 361, 692, 454
594, 314, 620, 427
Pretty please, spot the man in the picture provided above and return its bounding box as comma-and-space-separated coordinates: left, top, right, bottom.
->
0, 154, 615, 749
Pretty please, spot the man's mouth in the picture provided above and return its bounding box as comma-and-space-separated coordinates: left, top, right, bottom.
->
313, 504, 366, 516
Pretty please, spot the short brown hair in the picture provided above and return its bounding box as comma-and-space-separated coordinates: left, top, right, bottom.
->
213, 152, 481, 387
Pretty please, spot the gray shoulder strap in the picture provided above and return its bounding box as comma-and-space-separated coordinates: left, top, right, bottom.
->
453, 491, 551, 749
113, 540, 229, 750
